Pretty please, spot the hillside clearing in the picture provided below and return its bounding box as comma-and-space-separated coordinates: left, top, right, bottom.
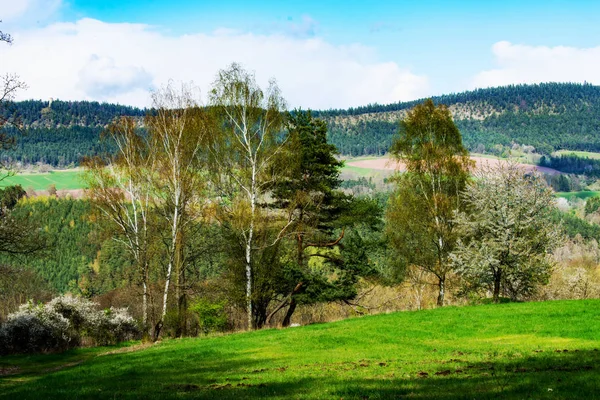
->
346, 156, 560, 175
555, 191, 600, 200
0, 170, 85, 191
553, 150, 600, 160
1, 300, 599, 399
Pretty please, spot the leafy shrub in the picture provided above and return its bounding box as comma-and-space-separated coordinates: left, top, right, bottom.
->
190, 299, 228, 335
0, 295, 138, 355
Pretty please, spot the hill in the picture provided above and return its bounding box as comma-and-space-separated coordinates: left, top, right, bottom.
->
317, 82, 600, 156
1, 299, 599, 399
2, 83, 600, 165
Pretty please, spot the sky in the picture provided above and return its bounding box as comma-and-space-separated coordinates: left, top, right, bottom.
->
1, 0, 599, 109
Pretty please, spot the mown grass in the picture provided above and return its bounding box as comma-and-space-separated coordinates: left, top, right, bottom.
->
1, 300, 599, 399
0, 170, 85, 191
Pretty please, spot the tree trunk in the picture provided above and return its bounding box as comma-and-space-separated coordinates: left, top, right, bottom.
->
176, 234, 187, 338
493, 270, 502, 303
245, 235, 253, 329
282, 298, 297, 327
142, 279, 148, 335
153, 321, 163, 342
246, 164, 257, 330
254, 302, 268, 329
436, 277, 445, 307
178, 283, 187, 337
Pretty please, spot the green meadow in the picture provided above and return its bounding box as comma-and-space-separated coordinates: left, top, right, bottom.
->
553, 150, 600, 160
0, 170, 85, 191
556, 191, 600, 200
1, 299, 599, 399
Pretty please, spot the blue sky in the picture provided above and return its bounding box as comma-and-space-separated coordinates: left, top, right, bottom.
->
1, 0, 599, 107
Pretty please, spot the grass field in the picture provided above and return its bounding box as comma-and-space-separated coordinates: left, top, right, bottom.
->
1, 300, 599, 399
0, 170, 85, 191
556, 191, 600, 200
341, 156, 394, 180
553, 150, 600, 160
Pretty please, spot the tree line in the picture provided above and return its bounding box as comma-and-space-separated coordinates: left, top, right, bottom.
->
2, 83, 600, 165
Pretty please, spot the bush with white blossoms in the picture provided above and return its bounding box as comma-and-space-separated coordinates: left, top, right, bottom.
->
0, 295, 139, 355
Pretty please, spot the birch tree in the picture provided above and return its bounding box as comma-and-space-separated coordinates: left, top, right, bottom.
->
83, 117, 154, 334
208, 63, 288, 329
451, 162, 563, 302
148, 83, 212, 338
387, 99, 472, 306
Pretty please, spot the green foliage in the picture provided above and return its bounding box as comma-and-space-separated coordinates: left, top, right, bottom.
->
541, 153, 600, 177
0, 198, 99, 292
1, 300, 599, 399
320, 83, 600, 156
0, 185, 26, 210
585, 196, 600, 215
551, 209, 600, 241
453, 164, 562, 302
0, 125, 117, 167
387, 99, 472, 305
269, 111, 383, 324
190, 299, 228, 335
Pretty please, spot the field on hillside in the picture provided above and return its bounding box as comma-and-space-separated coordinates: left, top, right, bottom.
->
554, 150, 600, 160
0, 170, 85, 191
556, 191, 600, 200
1, 300, 599, 399
345, 155, 560, 175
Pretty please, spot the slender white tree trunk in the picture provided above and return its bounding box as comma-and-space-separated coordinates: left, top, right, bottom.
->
162, 191, 180, 320
142, 280, 148, 326
246, 163, 257, 329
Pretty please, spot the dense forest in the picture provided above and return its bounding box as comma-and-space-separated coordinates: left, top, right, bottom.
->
0, 198, 99, 292
324, 83, 600, 156
2, 83, 600, 165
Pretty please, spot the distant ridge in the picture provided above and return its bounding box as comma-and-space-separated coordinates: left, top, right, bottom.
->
314, 82, 600, 117
2, 82, 600, 164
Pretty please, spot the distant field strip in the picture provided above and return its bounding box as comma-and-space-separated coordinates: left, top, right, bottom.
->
346, 155, 560, 175
553, 150, 600, 159
0, 171, 85, 191
556, 191, 600, 200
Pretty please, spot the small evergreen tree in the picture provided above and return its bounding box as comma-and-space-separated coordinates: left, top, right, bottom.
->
270, 110, 380, 326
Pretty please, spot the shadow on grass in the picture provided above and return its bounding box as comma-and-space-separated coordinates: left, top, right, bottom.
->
1, 348, 599, 399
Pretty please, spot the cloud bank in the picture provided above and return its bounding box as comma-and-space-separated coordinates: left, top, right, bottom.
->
472, 41, 600, 89
1, 18, 429, 109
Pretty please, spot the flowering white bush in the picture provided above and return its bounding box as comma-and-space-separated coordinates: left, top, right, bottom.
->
0, 295, 138, 354
0, 301, 72, 354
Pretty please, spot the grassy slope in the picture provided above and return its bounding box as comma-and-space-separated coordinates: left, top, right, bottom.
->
556, 191, 600, 200
0, 170, 85, 191
1, 300, 599, 399
554, 150, 600, 160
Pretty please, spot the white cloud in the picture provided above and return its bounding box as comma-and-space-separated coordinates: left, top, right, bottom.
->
77, 55, 153, 99
0, 18, 429, 109
472, 41, 600, 89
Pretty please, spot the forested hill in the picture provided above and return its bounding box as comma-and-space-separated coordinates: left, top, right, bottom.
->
318, 82, 600, 156
2, 82, 600, 165
1, 100, 147, 166
4, 99, 146, 128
